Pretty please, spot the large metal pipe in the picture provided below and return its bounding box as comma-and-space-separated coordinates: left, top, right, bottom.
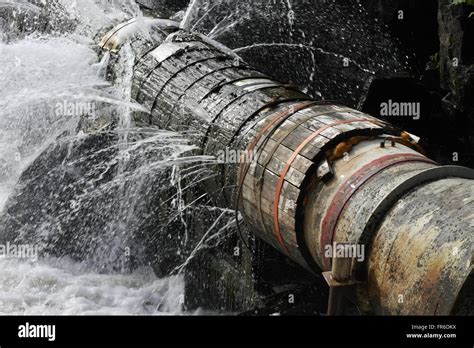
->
100, 19, 474, 315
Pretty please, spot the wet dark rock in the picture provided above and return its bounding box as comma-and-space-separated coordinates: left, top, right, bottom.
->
451, 272, 474, 315
359, 0, 405, 24
184, 235, 328, 313
357, 0, 474, 168
360, 73, 435, 132
439, 0, 474, 115
360, 0, 439, 71
0, 1, 75, 42
0, 126, 211, 275
438, 0, 474, 166
240, 284, 329, 316
135, 0, 189, 18
186, 0, 412, 108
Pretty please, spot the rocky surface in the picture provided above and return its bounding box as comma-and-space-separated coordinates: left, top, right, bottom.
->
0, 1, 75, 42
183, 0, 412, 108
360, 0, 439, 71
358, 0, 474, 168
439, 0, 474, 116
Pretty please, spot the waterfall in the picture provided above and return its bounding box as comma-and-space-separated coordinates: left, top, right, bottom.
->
0, 0, 194, 315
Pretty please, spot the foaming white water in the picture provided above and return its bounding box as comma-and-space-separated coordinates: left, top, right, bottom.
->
0, 257, 185, 315
0, 0, 198, 316
0, 37, 100, 212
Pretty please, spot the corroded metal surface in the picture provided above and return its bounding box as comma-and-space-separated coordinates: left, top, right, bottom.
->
367, 178, 474, 314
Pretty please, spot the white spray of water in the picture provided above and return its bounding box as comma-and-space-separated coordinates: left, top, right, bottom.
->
233, 42, 376, 75
180, 0, 201, 29
0, 37, 102, 211
0, 0, 190, 315
0, 257, 184, 315
285, 0, 295, 35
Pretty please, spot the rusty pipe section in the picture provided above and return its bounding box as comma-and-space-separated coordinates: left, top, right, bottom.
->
100, 20, 474, 315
